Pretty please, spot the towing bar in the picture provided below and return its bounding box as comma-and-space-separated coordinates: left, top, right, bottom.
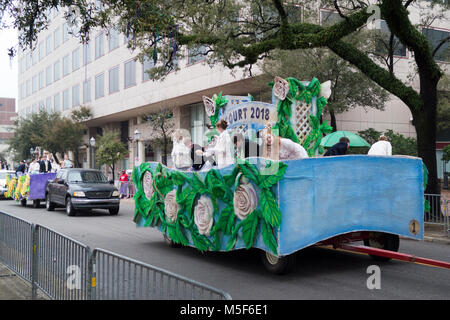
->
336, 244, 450, 270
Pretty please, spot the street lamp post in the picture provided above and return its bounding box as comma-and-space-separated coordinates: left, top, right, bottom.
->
90, 137, 96, 169
134, 129, 141, 166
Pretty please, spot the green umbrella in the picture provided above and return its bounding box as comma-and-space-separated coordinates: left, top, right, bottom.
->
320, 130, 371, 147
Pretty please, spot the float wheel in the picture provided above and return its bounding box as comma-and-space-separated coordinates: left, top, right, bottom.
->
363, 232, 400, 262
260, 251, 296, 275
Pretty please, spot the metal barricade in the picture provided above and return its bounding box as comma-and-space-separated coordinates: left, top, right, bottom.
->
0, 212, 33, 282
0, 211, 232, 300
90, 248, 232, 300
32, 225, 91, 300
424, 194, 448, 231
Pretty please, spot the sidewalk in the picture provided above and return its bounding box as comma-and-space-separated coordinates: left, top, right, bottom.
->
0, 264, 47, 300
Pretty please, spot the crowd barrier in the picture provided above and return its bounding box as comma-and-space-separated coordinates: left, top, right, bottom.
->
0, 211, 231, 300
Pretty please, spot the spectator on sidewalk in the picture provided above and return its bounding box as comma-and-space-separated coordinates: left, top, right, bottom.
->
119, 170, 128, 199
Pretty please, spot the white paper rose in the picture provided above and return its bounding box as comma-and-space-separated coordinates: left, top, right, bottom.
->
273, 76, 290, 101
319, 80, 332, 99
142, 171, 154, 200
233, 183, 258, 220
194, 195, 214, 236
164, 190, 179, 223
202, 96, 216, 117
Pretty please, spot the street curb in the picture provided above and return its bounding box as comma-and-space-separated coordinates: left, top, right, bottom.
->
400, 235, 450, 245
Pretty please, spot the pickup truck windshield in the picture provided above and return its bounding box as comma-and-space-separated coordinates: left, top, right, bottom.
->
68, 171, 108, 183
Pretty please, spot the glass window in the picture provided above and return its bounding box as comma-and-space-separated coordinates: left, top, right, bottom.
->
54, 93, 61, 112
190, 103, 208, 146
124, 60, 136, 88
95, 73, 105, 99
32, 103, 38, 113
54, 60, 61, 81
39, 41, 45, 60
95, 33, 104, 59
26, 79, 31, 96
83, 79, 91, 103
63, 54, 70, 76
142, 56, 154, 81
109, 66, 119, 93
376, 20, 407, 57
46, 35, 52, 56
32, 75, 38, 93
63, 22, 70, 42
188, 45, 207, 64
39, 70, 45, 89
72, 47, 80, 71
422, 28, 449, 62
46, 97, 52, 113
287, 4, 302, 24
46, 65, 52, 86
83, 42, 91, 65
39, 100, 45, 111
32, 49, 37, 65
26, 52, 31, 69
63, 89, 70, 110
320, 10, 343, 26
54, 27, 60, 49
72, 84, 80, 107
109, 28, 120, 51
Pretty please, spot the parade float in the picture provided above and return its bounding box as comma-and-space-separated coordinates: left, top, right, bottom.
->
131, 76, 440, 274
5, 172, 56, 208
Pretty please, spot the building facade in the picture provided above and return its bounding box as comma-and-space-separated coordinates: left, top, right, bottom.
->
0, 98, 17, 167
16, 3, 449, 177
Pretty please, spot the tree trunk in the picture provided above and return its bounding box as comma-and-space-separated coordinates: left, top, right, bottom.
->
329, 110, 337, 132
413, 78, 439, 195
162, 138, 168, 166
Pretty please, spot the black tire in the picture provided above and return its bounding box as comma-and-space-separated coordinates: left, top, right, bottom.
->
163, 233, 182, 248
65, 197, 76, 217
363, 232, 400, 262
32, 200, 40, 209
45, 194, 55, 211
20, 199, 27, 207
260, 251, 296, 275
109, 207, 119, 215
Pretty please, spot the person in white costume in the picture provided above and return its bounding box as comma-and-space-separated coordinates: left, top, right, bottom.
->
196, 120, 235, 169
171, 132, 192, 170
260, 126, 309, 160
368, 135, 392, 156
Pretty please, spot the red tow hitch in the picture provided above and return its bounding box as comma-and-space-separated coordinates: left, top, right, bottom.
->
337, 243, 450, 270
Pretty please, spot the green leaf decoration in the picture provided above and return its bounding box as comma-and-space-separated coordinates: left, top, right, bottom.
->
261, 218, 278, 255
259, 188, 282, 228
258, 162, 288, 189
241, 211, 259, 249
133, 160, 288, 254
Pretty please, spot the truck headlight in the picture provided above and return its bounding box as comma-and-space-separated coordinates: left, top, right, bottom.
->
112, 190, 119, 197
72, 191, 86, 198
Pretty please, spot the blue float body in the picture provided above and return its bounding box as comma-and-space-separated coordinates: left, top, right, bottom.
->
136, 155, 424, 256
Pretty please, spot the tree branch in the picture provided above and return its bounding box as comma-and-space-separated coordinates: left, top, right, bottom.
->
432, 35, 450, 57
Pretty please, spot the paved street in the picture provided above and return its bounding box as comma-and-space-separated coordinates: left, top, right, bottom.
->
0, 198, 449, 300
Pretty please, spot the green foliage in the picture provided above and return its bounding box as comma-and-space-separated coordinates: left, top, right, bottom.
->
8, 108, 91, 162
357, 128, 418, 156
133, 159, 288, 255
442, 145, 450, 164
95, 130, 129, 177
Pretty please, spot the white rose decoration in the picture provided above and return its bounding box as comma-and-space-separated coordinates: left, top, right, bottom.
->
194, 195, 214, 236
273, 76, 290, 101
202, 96, 216, 117
142, 171, 154, 200
319, 80, 332, 99
233, 182, 258, 220
164, 190, 179, 223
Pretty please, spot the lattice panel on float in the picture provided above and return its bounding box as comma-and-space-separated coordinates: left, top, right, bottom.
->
292, 100, 313, 144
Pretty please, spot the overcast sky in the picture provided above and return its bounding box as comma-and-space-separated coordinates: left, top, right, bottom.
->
0, 27, 18, 105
